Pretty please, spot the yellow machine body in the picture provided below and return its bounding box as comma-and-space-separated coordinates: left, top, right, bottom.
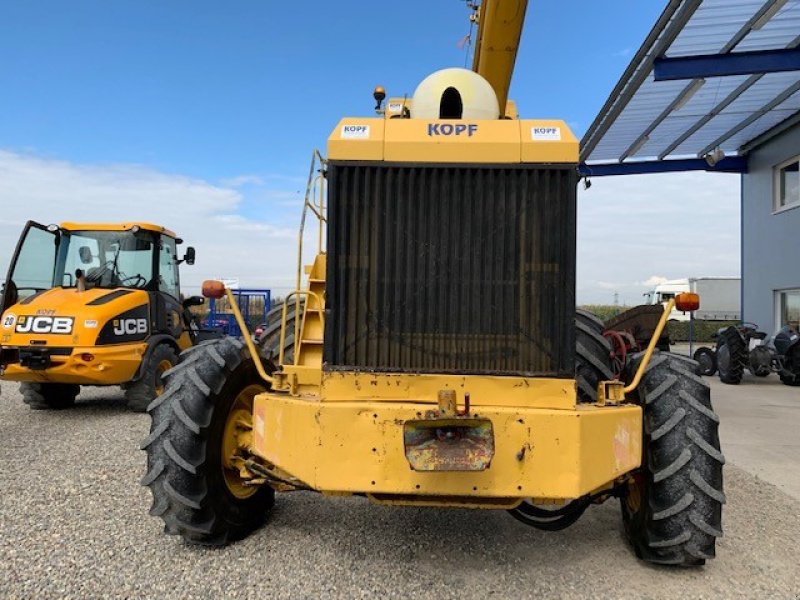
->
328, 117, 578, 164
251, 373, 642, 503
233, 100, 645, 507
1, 286, 154, 385
1, 221, 192, 387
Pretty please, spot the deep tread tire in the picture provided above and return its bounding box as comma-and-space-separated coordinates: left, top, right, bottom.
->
257, 304, 299, 363
717, 327, 746, 385
779, 346, 800, 386
141, 337, 275, 545
692, 347, 717, 376
575, 310, 614, 402
124, 344, 178, 412
622, 351, 725, 566
20, 382, 79, 410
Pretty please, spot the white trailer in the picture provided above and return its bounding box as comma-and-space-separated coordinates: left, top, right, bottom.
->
645, 277, 740, 321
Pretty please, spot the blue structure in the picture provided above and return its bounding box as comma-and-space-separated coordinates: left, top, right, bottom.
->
579, 0, 800, 330
205, 288, 272, 337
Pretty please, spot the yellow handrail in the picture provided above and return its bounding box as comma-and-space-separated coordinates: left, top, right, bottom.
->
278, 289, 326, 367
288, 150, 327, 368
224, 288, 274, 385
623, 298, 676, 394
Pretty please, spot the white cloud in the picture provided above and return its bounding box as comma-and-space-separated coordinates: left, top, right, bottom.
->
220, 174, 265, 187
577, 171, 740, 305
642, 275, 669, 287
0, 150, 314, 296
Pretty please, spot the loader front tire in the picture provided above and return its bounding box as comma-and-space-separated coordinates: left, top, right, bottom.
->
621, 352, 725, 566
141, 337, 275, 545
575, 309, 614, 402
21, 382, 79, 410
124, 343, 178, 412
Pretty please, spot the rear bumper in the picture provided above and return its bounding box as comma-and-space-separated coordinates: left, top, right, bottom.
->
0, 343, 146, 385
252, 393, 642, 500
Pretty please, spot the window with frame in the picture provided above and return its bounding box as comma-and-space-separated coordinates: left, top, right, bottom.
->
777, 289, 800, 329
774, 156, 800, 212
158, 237, 180, 299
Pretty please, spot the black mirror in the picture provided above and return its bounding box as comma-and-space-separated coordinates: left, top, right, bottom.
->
184, 246, 196, 266
79, 246, 93, 264
183, 295, 204, 308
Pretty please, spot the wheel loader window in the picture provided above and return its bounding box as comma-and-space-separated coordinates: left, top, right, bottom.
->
59, 231, 154, 290
8, 225, 58, 301
158, 237, 180, 299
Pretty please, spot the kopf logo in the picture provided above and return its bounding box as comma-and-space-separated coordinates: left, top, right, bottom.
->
15, 316, 74, 335
113, 318, 148, 336
427, 123, 478, 137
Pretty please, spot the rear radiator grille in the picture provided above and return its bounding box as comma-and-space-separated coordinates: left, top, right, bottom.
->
325, 162, 576, 377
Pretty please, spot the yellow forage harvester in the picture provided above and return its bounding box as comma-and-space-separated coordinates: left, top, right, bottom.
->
141, 1, 724, 566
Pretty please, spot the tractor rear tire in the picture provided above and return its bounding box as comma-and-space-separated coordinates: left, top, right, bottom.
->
716, 327, 746, 385
575, 310, 614, 402
21, 382, 79, 410
621, 352, 725, 566
124, 344, 178, 412
141, 337, 275, 545
779, 347, 800, 387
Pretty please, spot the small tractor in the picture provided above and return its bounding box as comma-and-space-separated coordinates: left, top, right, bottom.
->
142, 1, 724, 566
0, 221, 209, 411
694, 323, 800, 386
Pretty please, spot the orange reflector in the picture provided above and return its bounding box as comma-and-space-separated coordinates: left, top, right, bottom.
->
80, 353, 95, 362
676, 292, 700, 312
202, 280, 226, 299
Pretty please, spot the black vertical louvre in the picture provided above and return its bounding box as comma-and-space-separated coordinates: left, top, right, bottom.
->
325, 162, 576, 377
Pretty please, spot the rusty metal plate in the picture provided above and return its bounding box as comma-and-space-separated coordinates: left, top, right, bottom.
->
403, 418, 494, 471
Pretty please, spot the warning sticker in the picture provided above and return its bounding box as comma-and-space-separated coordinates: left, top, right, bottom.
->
531, 126, 561, 141
341, 125, 371, 139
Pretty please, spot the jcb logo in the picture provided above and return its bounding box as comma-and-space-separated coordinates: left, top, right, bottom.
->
113, 318, 148, 336
15, 316, 74, 335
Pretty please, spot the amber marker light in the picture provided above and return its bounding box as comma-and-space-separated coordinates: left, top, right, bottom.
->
675, 292, 700, 312
202, 280, 226, 299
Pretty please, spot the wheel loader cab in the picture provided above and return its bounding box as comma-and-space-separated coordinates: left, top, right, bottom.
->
0, 221, 199, 411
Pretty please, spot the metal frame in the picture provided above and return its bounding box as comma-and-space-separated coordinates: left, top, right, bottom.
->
579, 0, 701, 162
579, 156, 747, 177
698, 79, 800, 157
654, 47, 800, 81
581, 0, 800, 172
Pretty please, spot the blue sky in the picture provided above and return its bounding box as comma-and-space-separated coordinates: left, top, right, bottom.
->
0, 1, 740, 302
0, 1, 663, 179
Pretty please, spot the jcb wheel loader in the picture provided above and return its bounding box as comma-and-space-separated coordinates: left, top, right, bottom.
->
0, 221, 212, 411
142, 1, 723, 566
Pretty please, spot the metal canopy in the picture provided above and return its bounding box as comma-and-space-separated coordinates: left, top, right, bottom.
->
580, 0, 800, 176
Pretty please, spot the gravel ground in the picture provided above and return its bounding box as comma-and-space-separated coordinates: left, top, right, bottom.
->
1, 380, 799, 599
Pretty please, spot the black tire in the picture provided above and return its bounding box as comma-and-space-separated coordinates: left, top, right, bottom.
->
141, 337, 275, 545
779, 346, 800, 387
20, 382, 79, 410
257, 303, 300, 364
692, 347, 717, 376
124, 344, 178, 412
748, 346, 771, 377
716, 327, 746, 385
621, 352, 725, 566
575, 310, 614, 402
